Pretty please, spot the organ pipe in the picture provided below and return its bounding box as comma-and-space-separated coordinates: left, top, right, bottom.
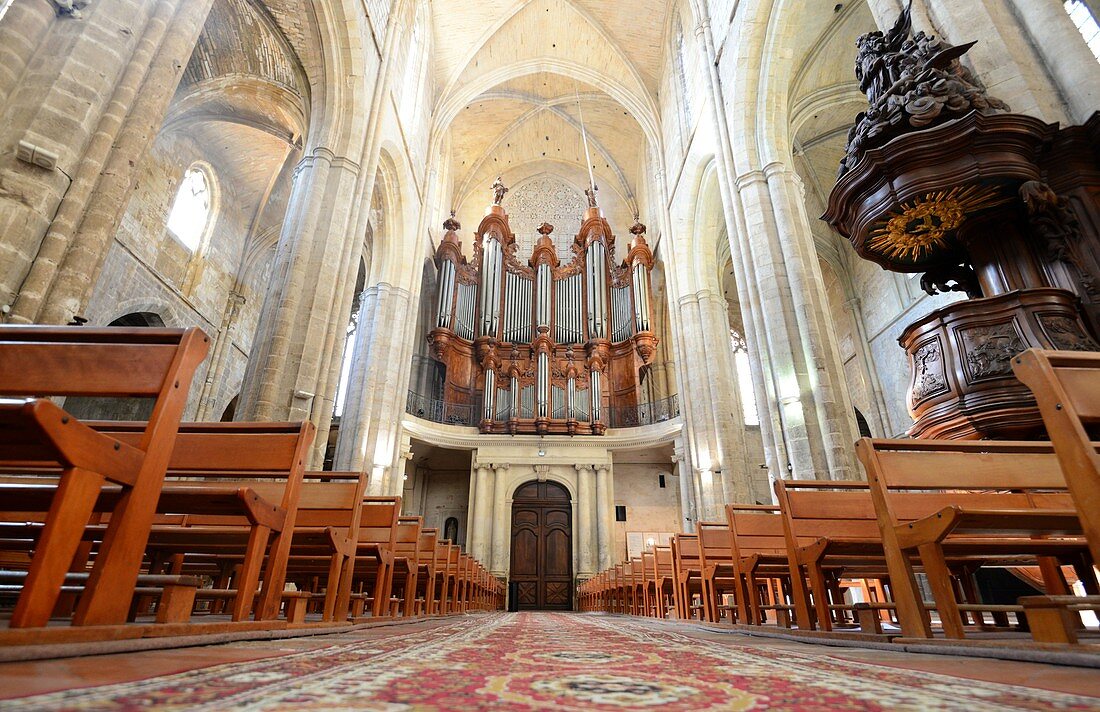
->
537, 351, 549, 418
483, 369, 495, 421
427, 191, 656, 436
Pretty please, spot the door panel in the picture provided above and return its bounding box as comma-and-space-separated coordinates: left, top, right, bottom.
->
509, 481, 573, 610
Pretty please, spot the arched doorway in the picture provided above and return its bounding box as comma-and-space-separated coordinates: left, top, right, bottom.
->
510, 480, 572, 610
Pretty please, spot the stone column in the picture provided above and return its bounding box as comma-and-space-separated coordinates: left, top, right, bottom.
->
673, 443, 696, 533
490, 463, 510, 576
332, 282, 412, 480
595, 464, 614, 570
2, 0, 216, 323
729, 165, 860, 482
238, 148, 362, 425
470, 462, 494, 564
575, 464, 596, 575
843, 296, 892, 437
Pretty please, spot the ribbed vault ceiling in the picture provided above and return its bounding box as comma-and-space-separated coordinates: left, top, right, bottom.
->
432, 0, 670, 241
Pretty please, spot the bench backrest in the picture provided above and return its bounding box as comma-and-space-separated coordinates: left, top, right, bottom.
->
394, 516, 422, 561
698, 522, 734, 567
653, 545, 674, 578
641, 550, 655, 582
0, 327, 206, 400
855, 438, 1076, 527
418, 528, 439, 570
0, 326, 208, 455
102, 422, 314, 511
672, 534, 700, 575
725, 505, 787, 560
293, 471, 368, 529
1013, 349, 1100, 561
356, 496, 401, 549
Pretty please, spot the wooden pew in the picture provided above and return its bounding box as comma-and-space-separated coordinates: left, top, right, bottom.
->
411, 527, 439, 615
725, 504, 795, 627
650, 546, 676, 619
640, 549, 657, 617
350, 497, 401, 620
0, 326, 208, 628
672, 534, 703, 621
0, 420, 314, 631
856, 438, 1094, 640
280, 471, 370, 623
698, 521, 739, 624
391, 516, 423, 617
433, 540, 457, 614
773, 481, 900, 632
1013, 349, 1100, 566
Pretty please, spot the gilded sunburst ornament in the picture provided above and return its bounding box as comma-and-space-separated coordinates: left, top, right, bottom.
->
867, 185, 1008, 263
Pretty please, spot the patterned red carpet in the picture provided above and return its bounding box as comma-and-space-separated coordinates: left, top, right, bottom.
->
6, 612, 1100, 710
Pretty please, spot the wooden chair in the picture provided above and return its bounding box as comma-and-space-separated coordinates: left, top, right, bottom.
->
0, 326, 208, 628
856, 437, 1094, 639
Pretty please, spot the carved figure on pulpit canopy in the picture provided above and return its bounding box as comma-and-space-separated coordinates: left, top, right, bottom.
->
839, 0, 1009, 177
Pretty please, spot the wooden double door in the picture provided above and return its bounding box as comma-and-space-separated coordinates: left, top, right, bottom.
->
510, 480, 572, 610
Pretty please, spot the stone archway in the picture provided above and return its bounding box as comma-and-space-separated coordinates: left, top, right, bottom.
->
510, 480, 573, 610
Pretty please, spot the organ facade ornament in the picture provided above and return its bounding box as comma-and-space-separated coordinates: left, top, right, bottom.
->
429, 193, 658, 436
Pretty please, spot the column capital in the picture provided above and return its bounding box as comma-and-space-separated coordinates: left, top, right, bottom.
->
492, 462, 511, 472
474, 461, 492, 471
574, 463, 595, 474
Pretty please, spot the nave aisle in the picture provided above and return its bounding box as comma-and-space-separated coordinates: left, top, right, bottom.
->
2, 612, 1097, 710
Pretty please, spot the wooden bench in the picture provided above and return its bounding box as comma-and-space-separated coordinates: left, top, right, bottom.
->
774, 480, 908, 632
725, 504, 797, 627
390, 516, 423, 617
856, 437, 1094, 639
650, 545, 675, 619
411, 527, 439, 615
671, 534, 703, 621
350, 497, 401, 620
1013, 349, 1100, 566
280, 471, 370, 623
0, 326, 208, 628
698, 521, 739, 624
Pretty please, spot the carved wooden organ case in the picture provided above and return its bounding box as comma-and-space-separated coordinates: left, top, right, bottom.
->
428, 204, 658, 435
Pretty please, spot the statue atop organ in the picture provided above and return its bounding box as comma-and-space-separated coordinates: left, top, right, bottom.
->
428, 184, 658, 436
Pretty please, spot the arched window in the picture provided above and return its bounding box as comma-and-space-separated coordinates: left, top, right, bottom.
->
166, 166, 212, 252
730, 330, 760, 426
1065, 1, 1100, 62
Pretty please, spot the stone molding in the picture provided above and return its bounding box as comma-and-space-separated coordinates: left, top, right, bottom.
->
401, 415, 683, 451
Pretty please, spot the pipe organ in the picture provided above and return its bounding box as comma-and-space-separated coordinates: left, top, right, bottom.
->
428, 198, 658, 435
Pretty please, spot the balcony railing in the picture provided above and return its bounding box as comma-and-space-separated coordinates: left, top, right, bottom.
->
405, 391, 482, 427
406, 391, 680, 430
606, 394, 680, 428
